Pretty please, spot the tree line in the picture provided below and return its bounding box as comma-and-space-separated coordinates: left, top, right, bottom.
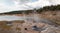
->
37, 5, 60, 13
0, 5, 60, 15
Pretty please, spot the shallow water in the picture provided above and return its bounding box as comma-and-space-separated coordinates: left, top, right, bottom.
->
0, 15, 24, 21
0, 15, 57, 26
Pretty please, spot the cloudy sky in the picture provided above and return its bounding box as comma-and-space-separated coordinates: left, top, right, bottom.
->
0, 0, 60, 13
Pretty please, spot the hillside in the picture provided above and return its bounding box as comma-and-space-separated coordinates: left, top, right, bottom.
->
0, 5, 60, 15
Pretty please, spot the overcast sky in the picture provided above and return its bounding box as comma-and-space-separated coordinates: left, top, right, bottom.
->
0, 0, 60, 13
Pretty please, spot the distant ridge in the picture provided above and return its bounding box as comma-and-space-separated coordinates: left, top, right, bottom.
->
0, 5, 60, 15
0, 10, 33, 15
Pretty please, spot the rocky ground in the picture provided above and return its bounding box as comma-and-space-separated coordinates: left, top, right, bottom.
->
0, 11, 60, 33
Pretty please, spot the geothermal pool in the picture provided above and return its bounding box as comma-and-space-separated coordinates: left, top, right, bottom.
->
0, 15, 54, 25
0, 15, 25, 21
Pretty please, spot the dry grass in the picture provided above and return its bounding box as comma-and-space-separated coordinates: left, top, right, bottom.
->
12, 20, 25, 24
16, 27, 21, 30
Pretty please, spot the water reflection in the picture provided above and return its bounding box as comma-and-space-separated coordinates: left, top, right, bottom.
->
0, 15, 24, 21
